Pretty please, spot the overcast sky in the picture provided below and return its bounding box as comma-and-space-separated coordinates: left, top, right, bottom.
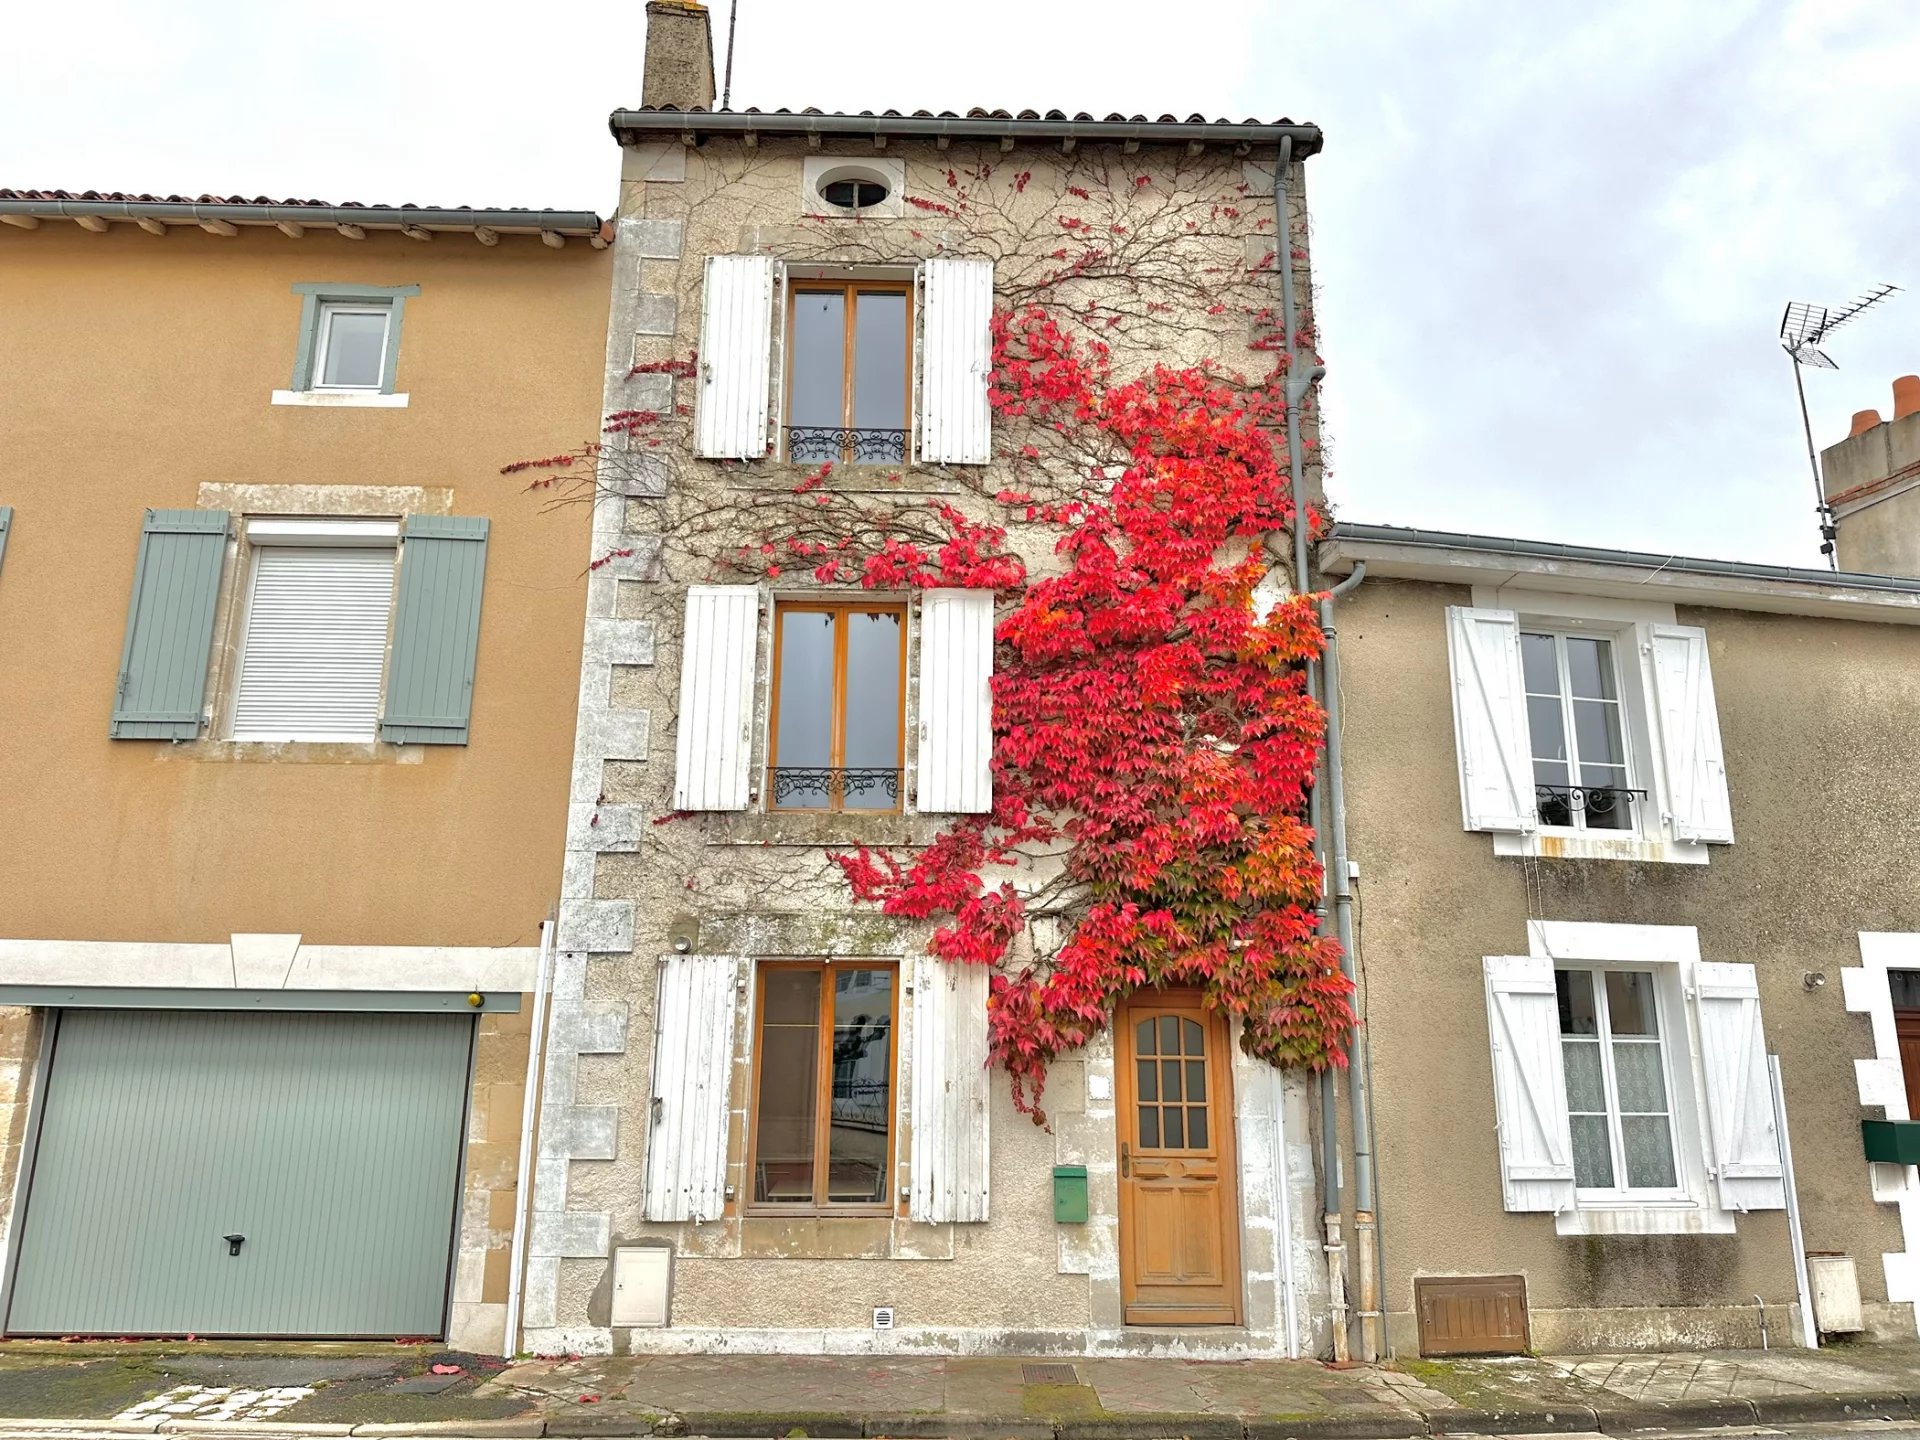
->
8, 0, 1916, 565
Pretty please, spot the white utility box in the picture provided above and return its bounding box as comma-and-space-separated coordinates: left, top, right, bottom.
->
611, 1244, 672, 1327
1807, 1252, 1864, 1334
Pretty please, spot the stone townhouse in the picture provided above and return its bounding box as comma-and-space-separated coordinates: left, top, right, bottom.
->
0, 189, 609, 1349
524, 0, 1341, 1355
1315, 374, 1920, 1355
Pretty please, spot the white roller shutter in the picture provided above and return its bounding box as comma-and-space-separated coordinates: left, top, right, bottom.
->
695, 255, 777, 459
909, 956, 991, 1222
1695, 962, 1785, 1211
1644, 623, 1735, 845
916, 588, 994, 814
230, 546, 396, 742
1445, 606, 1536, 833
918, 257, 993, 464
1483, 955, 1577, 1213
673, 585, 759, 811
644, 954, 741, 1222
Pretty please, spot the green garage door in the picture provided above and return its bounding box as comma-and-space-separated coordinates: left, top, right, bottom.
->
6, 1009, 473, 1337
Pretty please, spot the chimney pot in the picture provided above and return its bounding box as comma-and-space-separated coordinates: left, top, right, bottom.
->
1850, 409, 1883, 437
1893, 375, 1920, 422
642, 0, 717, 113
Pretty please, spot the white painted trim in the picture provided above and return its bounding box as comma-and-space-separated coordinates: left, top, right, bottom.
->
0, 936, 539, 993
246, 517, 399, 545
1527, 920, 1701, 965
1494, 831, 1708, 865
270, 389, 410, 408
1841, 932, 1920, 1329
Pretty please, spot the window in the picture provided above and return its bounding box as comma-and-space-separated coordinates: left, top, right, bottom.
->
785, 282, 911, 465
1555, 969, 1680, 1195
312, 302, 392, 391
748, 963, 897, 1209
769, 599, 906, 811
1521, 630, 1636, 831
228, 520, 399, 743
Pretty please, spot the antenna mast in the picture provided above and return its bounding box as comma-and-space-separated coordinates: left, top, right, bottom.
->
721, 0, 739, 112
1779, 283, 1898, 568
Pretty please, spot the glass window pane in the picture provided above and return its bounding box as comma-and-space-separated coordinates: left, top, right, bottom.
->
827, 967, 892, 1202
1526, 697, 1569, 762
1186, 1059, 1206, 1104
851, 291, 908, 460
1573, 699, 1625, 769
1182, 1019, 1204, 1055
1582, 769, 1633, 830
1520, 632, 1559, 695
1162, 1059, 1183, 1103
1136, 1020, 1157, 1055
1622, 1114, 1678, 1189
773, 609, 836, 808
1570, 1113, 1616, 1189
319, 309, 387, 388
1566, 637, 1616, 701
1163, 1106, 1184, 1149
1561, 1039, 1606, 1112
1138, 1106, 1160, 1148
1892, 970, 1920, 1009
1137, 1058, 1158, 1101
1158, 1017, 1180, 1054
754, 970, 821, 1203
1187, 1107, 1208, 1149
1612, 1041, 1669, 1113
842, 610, 902, 810
789, 290, 847, 459
1556, 970, 1599, 1036
1605, 971, 1660, 1036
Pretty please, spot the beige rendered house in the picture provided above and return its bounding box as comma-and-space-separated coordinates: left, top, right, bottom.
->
0, 190, 609, 1349
1318, 382, 1920, 1354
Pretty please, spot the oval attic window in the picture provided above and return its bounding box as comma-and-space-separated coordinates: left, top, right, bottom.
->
821, 177, 890, 211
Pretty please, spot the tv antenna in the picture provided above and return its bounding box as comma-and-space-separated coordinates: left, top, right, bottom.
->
1780, 283, 1898, 568
720, 0, 739, 112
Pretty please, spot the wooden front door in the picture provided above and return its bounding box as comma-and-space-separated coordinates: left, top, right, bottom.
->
1115, 991, 1242, 1325
1897, 1010, 1920, 1121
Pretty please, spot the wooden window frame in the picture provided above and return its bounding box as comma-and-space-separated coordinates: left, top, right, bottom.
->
781, 280, 914, 465
744, 960, 900, 1216
768, 598, 908, 813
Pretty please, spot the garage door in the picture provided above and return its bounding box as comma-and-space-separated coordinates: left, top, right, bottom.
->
6, 1009, 473, 1337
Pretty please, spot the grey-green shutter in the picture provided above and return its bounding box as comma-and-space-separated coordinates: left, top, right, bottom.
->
110, 509, 231, 740
0, 507, 13, 575
379, 515, 489, 745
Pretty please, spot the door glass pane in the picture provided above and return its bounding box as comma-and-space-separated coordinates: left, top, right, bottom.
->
1565, 637, 1616, 700
1622, 1114, 1678, 1189
1136, 1058, 1158, 1101
841, 610, 902, 810
1520, 632, 1559, 694
1605, 971, 1659, 1036
1891, 971, 1920, 1009
851, 290, 908, 461
1561, 1039, 1605, 1111
789, 290, 847, 461
1138, 1106, 1160, 1148
1162, 1059, 1183, 1103
827, 967, 892, 1202
1158, 1017, 1180, 1054
1570, 1113, 1616, 1188
1555, 970, 1599, 1035
1162, 1106, 1184, 1149
1182, 1018, 1203, 1054
319, 310, 387, 388
754, 969, 821, 1203
1136, 1019, 1157, 1055
1187, 1106, 1208, 1149
1186, 1059, 1206, 1103
1612, 1041, 1669, 1112
773, 609, 835, 809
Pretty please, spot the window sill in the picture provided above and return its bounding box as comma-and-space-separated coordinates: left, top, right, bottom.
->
1555, 1202, 1735, 1236
154, 738, 424, 765
271, 389, 410, 408
707, 812, 948, 847
1494, 829, 1709, 866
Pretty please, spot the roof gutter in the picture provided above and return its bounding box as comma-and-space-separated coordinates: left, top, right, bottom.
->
608, 109, 1324, 155
0, 198, 607, 239
1328, 522, 1920, 597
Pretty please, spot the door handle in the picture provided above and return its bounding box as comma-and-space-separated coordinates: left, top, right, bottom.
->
1120, 1142, 1131, 1179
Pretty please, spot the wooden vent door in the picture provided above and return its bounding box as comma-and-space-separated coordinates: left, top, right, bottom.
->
1415, 1275, 1531, 1356
1115, 991, 1241, 1325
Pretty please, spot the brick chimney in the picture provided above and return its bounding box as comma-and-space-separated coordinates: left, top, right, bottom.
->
642, 0, 716, 111
1821, 375, 1920, 576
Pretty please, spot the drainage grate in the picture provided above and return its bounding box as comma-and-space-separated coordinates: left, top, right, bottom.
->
1022, 1363, 1080, 1385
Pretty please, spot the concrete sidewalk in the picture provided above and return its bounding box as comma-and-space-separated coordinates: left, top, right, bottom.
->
0, 1341, 1916, 1437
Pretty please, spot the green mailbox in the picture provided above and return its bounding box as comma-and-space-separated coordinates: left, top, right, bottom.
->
1863, 1119, 1920, 1166
1053, 1164, 1089, 1223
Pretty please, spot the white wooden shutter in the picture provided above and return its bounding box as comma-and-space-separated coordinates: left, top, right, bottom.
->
230, 546, 395, 742
673, 585, 759, 811
916, 588, 994, 813
695, 254, 777, 459
909, 956, 991, 1222
644, 954, 740, 1222
1645, 623, 1734, 845
1695, 961, 1785, 1211
918, 257, 993, 464
1483, 955, 1577, 1212
1445, 606, 1536, 833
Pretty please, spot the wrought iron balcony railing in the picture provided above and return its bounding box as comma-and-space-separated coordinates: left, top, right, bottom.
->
786, 426, 908, 464
1535, 782, 1646, 827
770, 766, 902, 808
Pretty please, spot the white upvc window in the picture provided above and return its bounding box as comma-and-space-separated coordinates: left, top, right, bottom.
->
1556, 968, 1683, 1198
1522, 631, 1636, 833
227, 519, 399, 743
313, 301, 393, 391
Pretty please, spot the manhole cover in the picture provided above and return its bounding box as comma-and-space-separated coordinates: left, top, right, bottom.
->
1022, 1364, 1079, 1385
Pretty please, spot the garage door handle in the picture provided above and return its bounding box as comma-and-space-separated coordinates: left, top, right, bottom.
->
223, 1234, 246, 1257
